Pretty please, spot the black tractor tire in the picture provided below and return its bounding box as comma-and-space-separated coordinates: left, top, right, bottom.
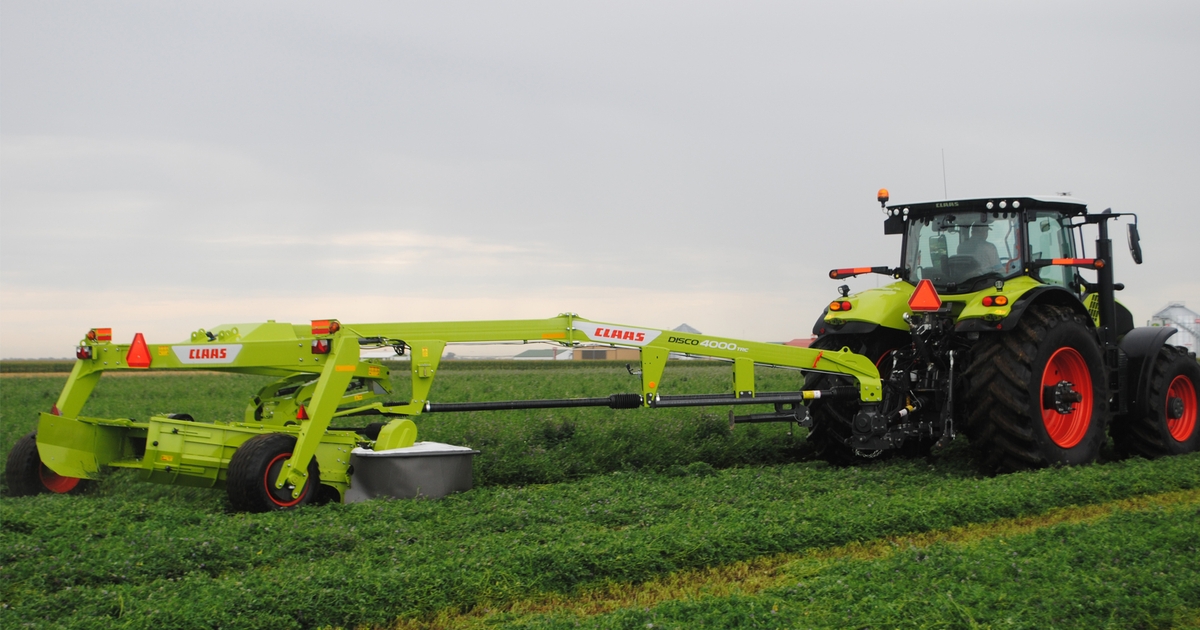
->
805, 329, 912, 466
226, 433, 320, 513
963, 304, 1109, 474
1111, 345, 1200, 458
4, 431, 91, 497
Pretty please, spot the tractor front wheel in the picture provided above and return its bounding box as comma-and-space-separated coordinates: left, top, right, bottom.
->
1111, 345, 1200, 458
964, 304, 1108, 474
226, 433, 320, 513
4, 431, 90, 497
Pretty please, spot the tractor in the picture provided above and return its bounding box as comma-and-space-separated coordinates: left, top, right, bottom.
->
805, 191, 1198, 471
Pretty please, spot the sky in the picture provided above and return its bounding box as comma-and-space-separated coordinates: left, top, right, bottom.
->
2, 1, 1198, 358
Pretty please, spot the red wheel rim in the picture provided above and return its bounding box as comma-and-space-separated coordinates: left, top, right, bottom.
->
1041, 347, 1093, 448
263, 452, 307, 507
38, 465, 81, 494
1166, 375, 1197, 442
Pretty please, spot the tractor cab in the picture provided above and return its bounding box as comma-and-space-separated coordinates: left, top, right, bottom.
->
886, 195, 1088, 295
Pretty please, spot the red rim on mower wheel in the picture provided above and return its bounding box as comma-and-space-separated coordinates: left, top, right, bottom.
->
1041, 347, 1093, 449
38, 465, 81, 494
1166, 375, 1197, 442
263, 452, 307, 508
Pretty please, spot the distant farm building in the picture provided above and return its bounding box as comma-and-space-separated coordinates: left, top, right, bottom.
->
513, 348, 572, 360
574, 347, 640, 361
1149, 302, 1199, 353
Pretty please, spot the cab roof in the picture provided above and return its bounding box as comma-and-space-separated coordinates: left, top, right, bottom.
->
887, 195, 1088, 217
882, 195, 1089, 234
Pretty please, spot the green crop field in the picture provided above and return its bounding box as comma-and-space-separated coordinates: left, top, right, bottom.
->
2, 362, 1198, 629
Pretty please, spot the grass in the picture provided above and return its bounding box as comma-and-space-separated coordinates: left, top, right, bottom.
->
497, 498, 1200, 629
402, 489, 1200, 628
2, 366, 1198, 629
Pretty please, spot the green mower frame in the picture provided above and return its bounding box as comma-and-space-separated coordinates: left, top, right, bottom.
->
17, 315, 882, 510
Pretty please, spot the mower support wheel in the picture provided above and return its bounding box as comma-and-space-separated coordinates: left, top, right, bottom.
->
226, 433, 320, 513
4, 431, 90, 497
1112, 345, 1200, 457
963, 304, 1109, 474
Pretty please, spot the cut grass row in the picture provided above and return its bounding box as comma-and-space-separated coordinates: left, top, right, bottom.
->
401, 489, 1200, 628
492, 495, 1200, 629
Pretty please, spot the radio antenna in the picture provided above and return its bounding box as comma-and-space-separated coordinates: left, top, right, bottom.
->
941, 149, 948, 198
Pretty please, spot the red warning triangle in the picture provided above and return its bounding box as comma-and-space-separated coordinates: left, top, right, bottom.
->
126, 333, 152, 369
908, 279, 942, 312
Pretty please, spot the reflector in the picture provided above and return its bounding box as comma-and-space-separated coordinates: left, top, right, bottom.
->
296, 405, 309, 420
126, 333, 152, 369
93, 328, 112, 342
908, 279, 942, 311
76, 346, 93, 360
311, 339, 332, 354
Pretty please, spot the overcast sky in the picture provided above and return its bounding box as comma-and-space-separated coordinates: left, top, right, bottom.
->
2, 1, 1198, 358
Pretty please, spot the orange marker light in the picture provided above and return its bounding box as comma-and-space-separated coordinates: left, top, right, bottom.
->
829, 301, 842, 311
1050, 258, 1102, 269
908, 279, 942, 312
994, 295, 1008, 306
312, 320, 340, 335
877, 188, 890, 204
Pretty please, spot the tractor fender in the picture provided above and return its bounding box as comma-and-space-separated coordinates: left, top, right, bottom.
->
956, 285, 1092, 333
1118, 326, 1179, 417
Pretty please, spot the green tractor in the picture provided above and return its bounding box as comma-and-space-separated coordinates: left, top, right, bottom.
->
805, 190, 1198, 471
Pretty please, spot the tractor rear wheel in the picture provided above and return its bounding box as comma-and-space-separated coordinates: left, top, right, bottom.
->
4, 431, 90, 497
1111, 345, 1200, 458
964, 304, 1109, 474
226, 433, 320, 513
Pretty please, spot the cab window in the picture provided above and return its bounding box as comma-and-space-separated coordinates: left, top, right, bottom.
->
1025, 212, 1076, 288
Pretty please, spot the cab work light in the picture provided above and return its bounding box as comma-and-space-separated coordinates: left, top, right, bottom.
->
312, 320, 341, 335
311, 339, 332, 354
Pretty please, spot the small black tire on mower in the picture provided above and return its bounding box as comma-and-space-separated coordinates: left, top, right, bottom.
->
4, 431, 91, 497
1111, 345, 1200, 458
964, 304, 1109, 474
226, 433, 320, 513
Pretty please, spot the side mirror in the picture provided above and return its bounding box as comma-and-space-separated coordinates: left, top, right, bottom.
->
1127, 223, 1143, 264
